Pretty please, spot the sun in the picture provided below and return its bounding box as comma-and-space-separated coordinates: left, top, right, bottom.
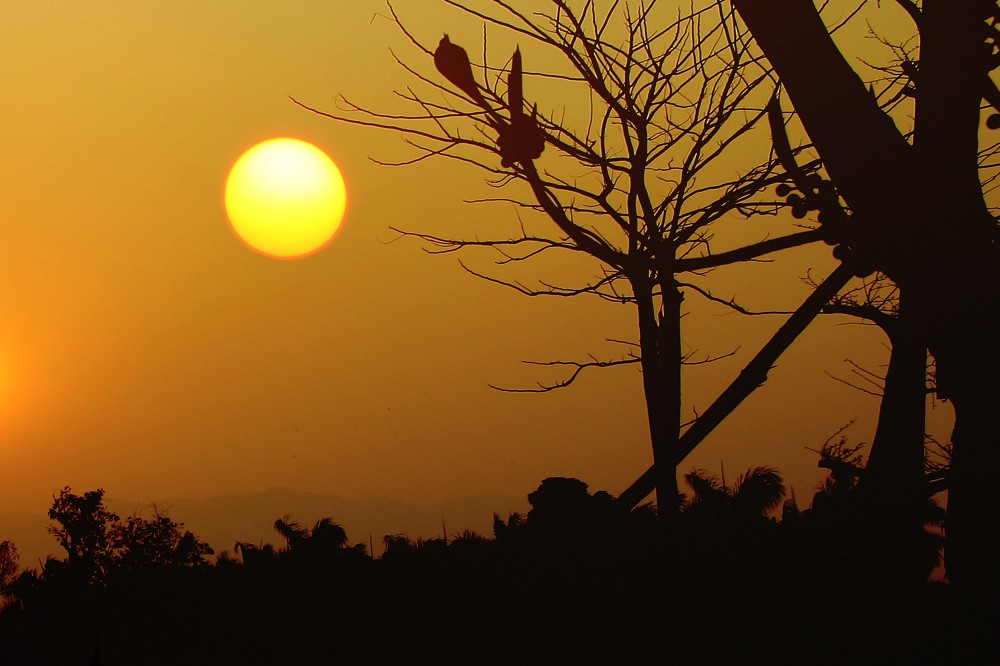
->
225, 138, 347, 259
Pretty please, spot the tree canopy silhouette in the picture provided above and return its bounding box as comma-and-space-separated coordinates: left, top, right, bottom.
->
47, 487, 212, 584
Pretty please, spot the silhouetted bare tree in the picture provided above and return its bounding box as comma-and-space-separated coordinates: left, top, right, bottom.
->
300, 0, 834, 513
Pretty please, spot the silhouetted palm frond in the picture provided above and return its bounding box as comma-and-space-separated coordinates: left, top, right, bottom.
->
684, 470, 727, 506
273, 516, 308, 550
731, 466, 786, 517
311, 518, 349, 550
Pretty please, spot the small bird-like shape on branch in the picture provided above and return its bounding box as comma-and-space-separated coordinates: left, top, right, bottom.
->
434, 36, 544, 167
498, 47, 544, 167
434, 34, 489, 110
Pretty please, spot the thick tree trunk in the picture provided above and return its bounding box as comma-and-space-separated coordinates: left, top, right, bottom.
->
732, 0, 1000, 596
659, 281, 684, 512
862, 292, 926, 506
634, 278, 681, 514
858, 291, 929, 587
912, 1, 1000, 597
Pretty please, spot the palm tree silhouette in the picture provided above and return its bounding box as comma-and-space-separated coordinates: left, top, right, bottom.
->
273, 516, 309, 551
309, 517, 349, 551
233, 541, 277, 568
683, 466, 786, 521
273, 516, 356, 563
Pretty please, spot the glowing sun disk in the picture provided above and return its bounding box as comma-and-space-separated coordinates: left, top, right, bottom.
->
225, 138, 347, 259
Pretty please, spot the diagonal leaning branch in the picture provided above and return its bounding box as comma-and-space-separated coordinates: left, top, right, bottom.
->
617, 261, 855, 508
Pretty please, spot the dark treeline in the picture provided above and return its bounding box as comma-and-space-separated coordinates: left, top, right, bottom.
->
0, 448, 988, 665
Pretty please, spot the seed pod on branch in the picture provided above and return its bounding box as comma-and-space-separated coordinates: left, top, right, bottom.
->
498, 48, 544, 167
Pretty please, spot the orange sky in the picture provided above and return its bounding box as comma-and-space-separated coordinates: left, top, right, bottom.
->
0, 0, 940, 545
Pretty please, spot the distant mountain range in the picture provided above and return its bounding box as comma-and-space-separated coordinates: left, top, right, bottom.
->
1, 487, 526, 569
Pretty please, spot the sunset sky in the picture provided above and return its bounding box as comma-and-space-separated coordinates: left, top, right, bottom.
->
1, 2, 933, 553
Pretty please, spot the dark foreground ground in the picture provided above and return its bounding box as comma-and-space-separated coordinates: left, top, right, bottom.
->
1, 520, 996, 664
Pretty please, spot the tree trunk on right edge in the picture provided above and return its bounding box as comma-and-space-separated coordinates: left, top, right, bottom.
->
858, 291, 930, 588
733, 0, 1000, 601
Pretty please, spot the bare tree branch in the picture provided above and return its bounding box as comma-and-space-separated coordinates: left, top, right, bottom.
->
489, 355, 640, 392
